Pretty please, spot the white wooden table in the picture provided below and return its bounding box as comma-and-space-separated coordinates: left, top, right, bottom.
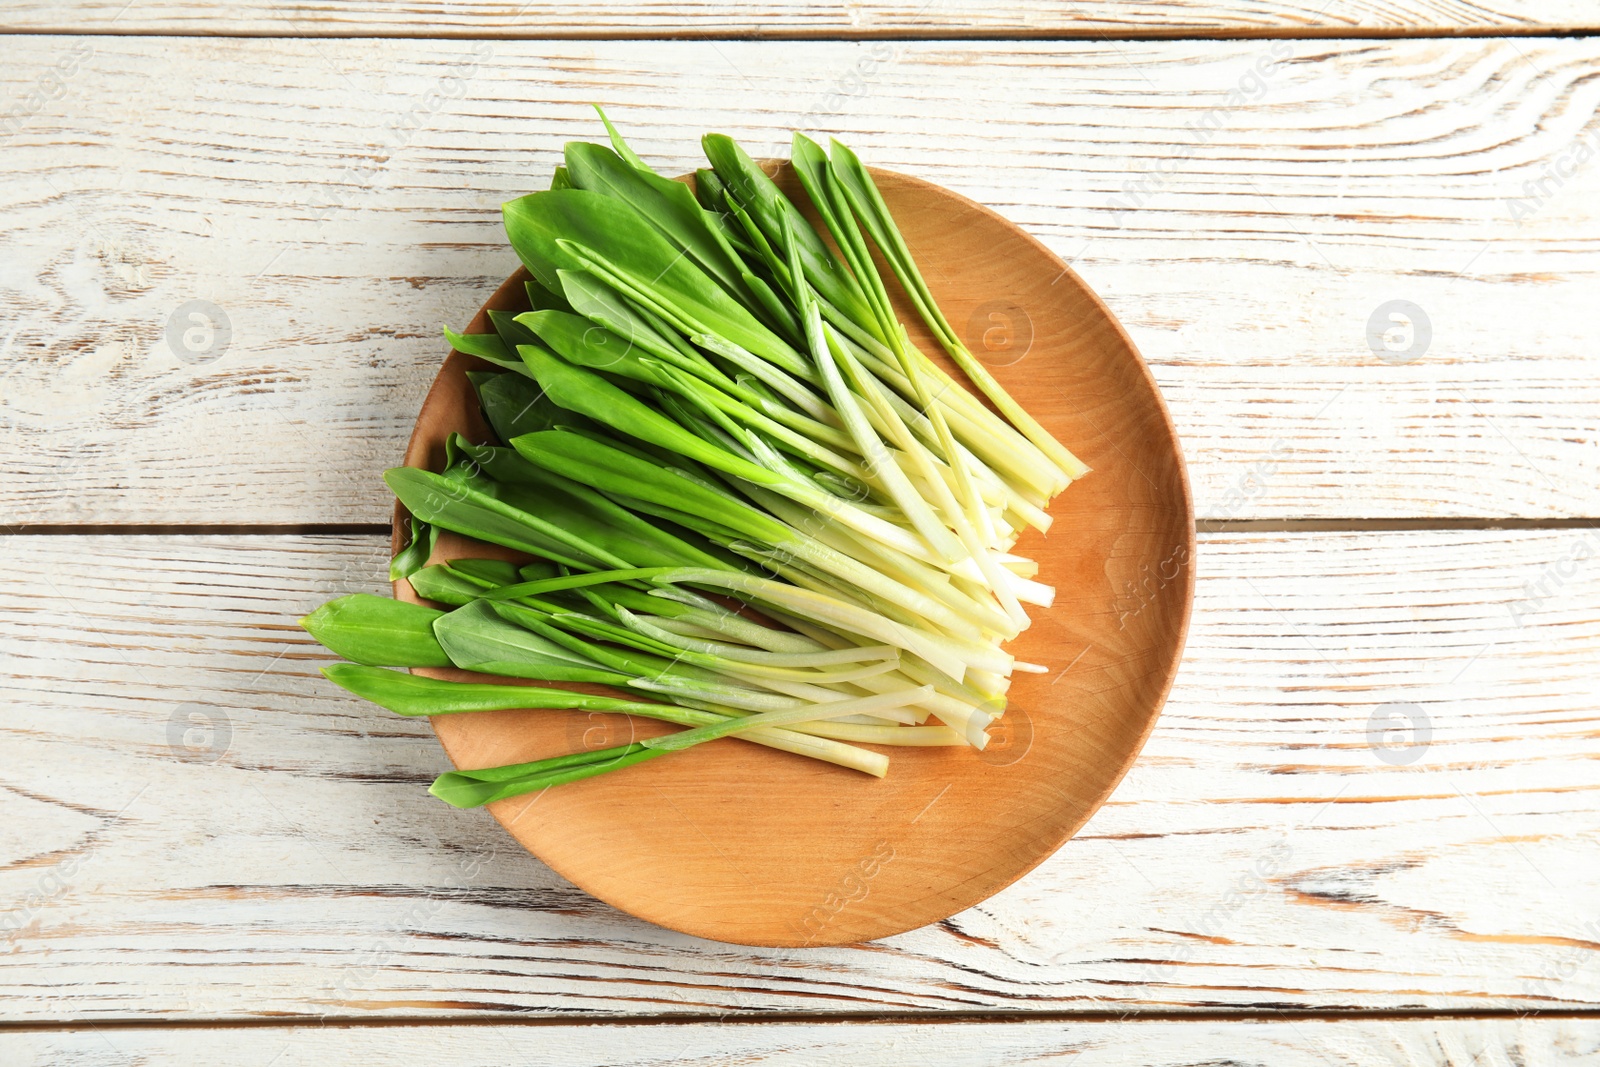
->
3, 4, 1599, 1063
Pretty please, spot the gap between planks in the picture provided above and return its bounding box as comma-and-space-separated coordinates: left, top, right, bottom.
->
3, 519, 1598, 537
1, 27, 1599, 41
5, 1008, 1600, 1034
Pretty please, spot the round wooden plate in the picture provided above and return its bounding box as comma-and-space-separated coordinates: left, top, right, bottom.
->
392, 165, 1193, 947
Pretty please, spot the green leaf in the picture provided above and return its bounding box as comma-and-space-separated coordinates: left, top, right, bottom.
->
321, 663, 647, 717
828, 138, 1087, 482
516, 343, 787, 491
501, 188, 802, 373
701, 132, 876, 330
510, 429, 790, 546
485, 600, 739, 694
517, 561, 561, 583
556, 268, 723, 380
487, 308, 543, 353
450, 437, 734, 571
301, 594, 451, 667
690, 165, 760, 256
429, 744, 664, 807
518, 308, 656, 382
385, 465, 620, 571
564, 140, 760, 315
593, 104, 653, 173
389, 516, 435, 582
444, 325, 534, 378
693, 167, 729, 211
481, 567, 674, 600
525, 278, 573, 314
474, 370, 570, 443
451, 558, 525, 586
432, 599, 631, 684
791, 132, 895, 337
407, 563, 490, 606
452, 742, 649, 785
522, 308, 812, 469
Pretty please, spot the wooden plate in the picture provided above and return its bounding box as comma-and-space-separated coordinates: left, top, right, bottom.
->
392, 165, 1193, 947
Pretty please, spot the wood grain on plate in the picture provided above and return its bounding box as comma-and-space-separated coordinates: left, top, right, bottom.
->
3, 0, 1597, 35
3, 531, 1596, 1016
4, 1019, 1597, 1066
395, 164, 1192, 946
3, 38, 1599, 524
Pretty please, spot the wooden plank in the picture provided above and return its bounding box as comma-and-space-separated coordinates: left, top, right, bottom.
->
2, 1, 1597, 37
3, 529, 1598, 1019
4, 1018, 1598, 1065
4, 38, 1598, 524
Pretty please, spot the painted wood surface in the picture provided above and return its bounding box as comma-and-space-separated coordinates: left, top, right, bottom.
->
4, 1018, 1598, 1066
3, 1, 1598, 37
4, 38, 1600, 524
3, 530, 1596, 1019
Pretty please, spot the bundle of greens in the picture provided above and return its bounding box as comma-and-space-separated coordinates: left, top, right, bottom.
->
302, 110, 1087, 808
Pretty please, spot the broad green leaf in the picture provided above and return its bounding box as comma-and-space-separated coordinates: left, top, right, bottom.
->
432, 599, 630, 683
523, 296, 726, 395
510, 429, 789, 546
516, 343, 787, 491
518, 308, 658, 383
486, 599, 712, 687
564, 140, 759, 315
451, 558, 524, 586
546, 277, 841, 458
450, 437, 733, 571
407, 563, 490, 606
444, 325, 533, 378
693, 167, 728, 211
474, 370, 569, 443
487, 308, 543, 354
556, 268, 721, 380
517, 561, 561, 582
301, 594, 451, 667
385, 466, 618, 571
525, 278, 573, 314
501, 188, 802, 372
580, 489, 750, 557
